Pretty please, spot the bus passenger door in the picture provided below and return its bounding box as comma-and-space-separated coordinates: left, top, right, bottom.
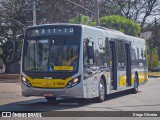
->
109, 41, 117, 90
125, 43, 131, 86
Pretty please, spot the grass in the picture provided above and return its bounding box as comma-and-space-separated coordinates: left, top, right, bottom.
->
148, 72, 160, 77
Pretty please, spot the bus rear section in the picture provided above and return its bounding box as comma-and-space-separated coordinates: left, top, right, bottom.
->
21, 24, 85, 100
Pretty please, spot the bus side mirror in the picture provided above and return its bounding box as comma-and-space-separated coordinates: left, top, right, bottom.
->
87, 42, 94, 64
15, 34, 24, 53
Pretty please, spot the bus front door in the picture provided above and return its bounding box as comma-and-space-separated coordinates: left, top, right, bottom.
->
109, 41, 117, 90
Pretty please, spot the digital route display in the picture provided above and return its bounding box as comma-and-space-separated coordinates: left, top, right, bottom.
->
26, 27, 75, 37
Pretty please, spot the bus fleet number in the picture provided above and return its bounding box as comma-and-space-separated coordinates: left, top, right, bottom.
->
52, 82, 65, 86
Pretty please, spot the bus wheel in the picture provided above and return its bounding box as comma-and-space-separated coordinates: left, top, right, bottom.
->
97, 79, 105, 102
45, 97, 57, 102
131, 74, 139, 94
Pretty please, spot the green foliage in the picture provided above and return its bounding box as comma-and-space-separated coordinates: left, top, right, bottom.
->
88, 21, 96, 26
147, 48, 159, 70
100, 15, 141, 37
69, 14, 90, 25
69, 15, 141, 37
69, 14, 97, 26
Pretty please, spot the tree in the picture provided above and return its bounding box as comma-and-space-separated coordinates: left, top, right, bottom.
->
107, 0, 160, 30
33, 0, 121, 24
147, 47, 159, 70
0, 0, 27, 73
69, 15, 141, 36
68, 14, 97, 26
100, 15, 141, 36
99, 0, 122, 17
0, 20, 24, 73
37, 0, 95, 23
69, 14, 90, 24
146, 18, 160, 63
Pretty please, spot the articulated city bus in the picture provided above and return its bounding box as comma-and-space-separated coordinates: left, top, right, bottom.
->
21, 24, 148, 102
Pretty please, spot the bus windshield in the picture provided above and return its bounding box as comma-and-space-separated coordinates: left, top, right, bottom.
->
23, 38, 80, 72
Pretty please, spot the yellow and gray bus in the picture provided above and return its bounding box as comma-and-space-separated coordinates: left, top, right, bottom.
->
21, 24, 148, 102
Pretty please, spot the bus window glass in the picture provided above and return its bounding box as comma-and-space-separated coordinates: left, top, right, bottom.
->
116, 40, 125, 69
24, 40, 49, 71
23, 38, 80, 72
49, 39, 79, 71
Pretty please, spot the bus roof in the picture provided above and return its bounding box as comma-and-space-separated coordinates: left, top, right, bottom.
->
27, 23, 83, 29
27, 23, 145, 42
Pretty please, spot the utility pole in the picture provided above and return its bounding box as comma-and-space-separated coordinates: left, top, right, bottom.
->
95, 0, 100, 26
33, 0, 37, 25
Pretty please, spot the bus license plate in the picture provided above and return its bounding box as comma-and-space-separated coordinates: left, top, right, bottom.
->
44, 93, 54, 97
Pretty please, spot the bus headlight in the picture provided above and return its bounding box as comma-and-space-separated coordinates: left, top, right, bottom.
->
66, 77, 80, 88
21, 76, 32, 87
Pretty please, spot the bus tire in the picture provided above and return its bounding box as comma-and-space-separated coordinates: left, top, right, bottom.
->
45, 97, 57, 102
97, 79, 106, 102
131, 74, 139, 94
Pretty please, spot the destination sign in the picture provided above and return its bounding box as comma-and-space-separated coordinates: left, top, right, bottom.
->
26, 27, 74, 37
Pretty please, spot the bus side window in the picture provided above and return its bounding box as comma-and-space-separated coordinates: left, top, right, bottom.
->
105, 38, 110, 69
83, 38, 94, 65
116, 40, 125, 69
83, 42, 88, 65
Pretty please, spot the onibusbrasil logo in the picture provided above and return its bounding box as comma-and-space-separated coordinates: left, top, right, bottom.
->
2, 112, 42, 117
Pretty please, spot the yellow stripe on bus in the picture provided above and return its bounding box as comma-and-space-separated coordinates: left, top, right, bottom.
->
138, 73, 148, 83
120, 76, 126, 86
119, 72, 148, 86
26, 76, 72, 88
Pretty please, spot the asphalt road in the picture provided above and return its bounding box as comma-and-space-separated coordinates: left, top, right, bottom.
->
0, 77, 160, 118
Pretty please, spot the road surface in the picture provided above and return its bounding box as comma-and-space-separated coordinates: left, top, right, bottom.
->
0, 77, 160, 118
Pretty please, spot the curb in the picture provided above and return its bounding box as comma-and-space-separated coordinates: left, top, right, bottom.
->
148, 76, 160, 78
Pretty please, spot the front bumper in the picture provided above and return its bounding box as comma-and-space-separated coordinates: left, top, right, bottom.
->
21, 81, 84, 98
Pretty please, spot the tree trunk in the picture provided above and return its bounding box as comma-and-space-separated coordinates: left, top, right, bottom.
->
150, 50, 153, 71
